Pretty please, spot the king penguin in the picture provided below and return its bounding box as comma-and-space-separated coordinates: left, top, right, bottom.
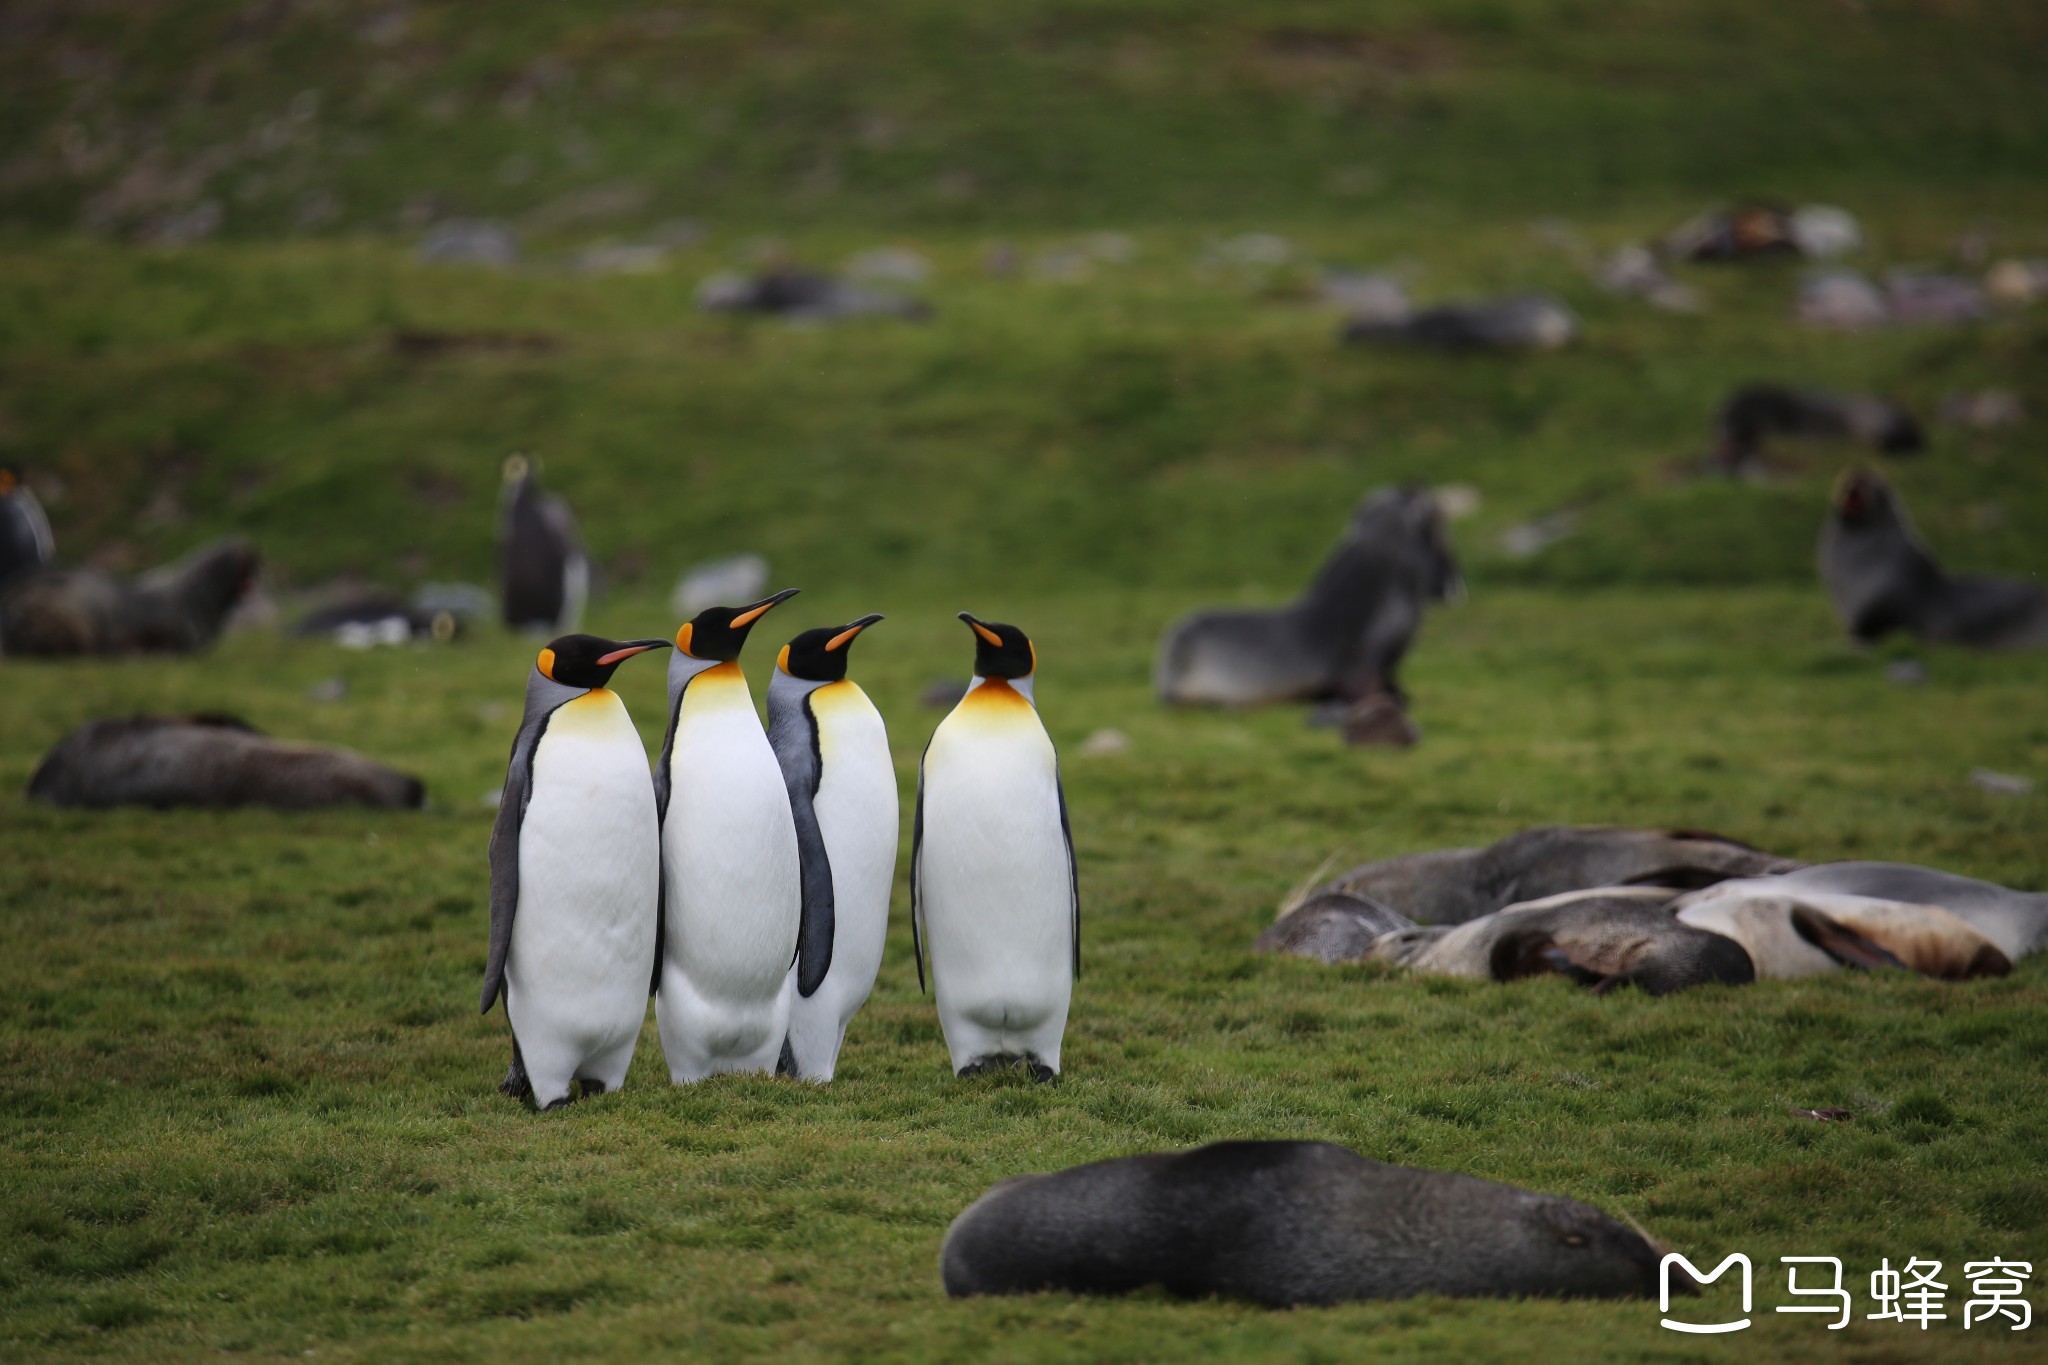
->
0, 466, 55, 590
654, 588, 806, 1082
914, 613, 1079, 1080
768, 614, 897, 1081
497, 454, 589, 634
482, 633, 672, 1109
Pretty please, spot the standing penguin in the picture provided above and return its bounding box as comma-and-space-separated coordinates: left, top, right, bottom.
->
482, 633, 672, 1109
767, 614, 896, 1081
0, 466, 55, 589
914, 613, 1078, 1080
654, 589, 805, 1082
497, 454, 589, 634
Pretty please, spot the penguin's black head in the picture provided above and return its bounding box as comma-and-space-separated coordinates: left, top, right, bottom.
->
537, 634, 671, 688
676, 588, 800, 662
959, 612, 1035, 679
779, 614, 884, 682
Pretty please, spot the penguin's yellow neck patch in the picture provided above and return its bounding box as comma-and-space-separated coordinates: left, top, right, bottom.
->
681, 660, 750, 710
567, 687, 614, 707
960, 677, 1033, 715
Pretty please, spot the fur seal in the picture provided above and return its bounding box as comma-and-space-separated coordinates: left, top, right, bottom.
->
941, 1140, 1668, 1306
1315, 826, 1801, 926
1341, 294, 1576, 352
1156, 487, 1460, 715
1685, 864, 2048, 962
0, 537, 256, 657
1820, 467, 2048, 648
1367, 888, 1756, 995
28, 714, 423, 810
1253, 892, 1415, 963
1710, 385, 1923, 475
1673, 890, 2010, 980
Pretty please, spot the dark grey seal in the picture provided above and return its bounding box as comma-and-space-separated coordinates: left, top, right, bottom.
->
498, 454, 588, 634
1710, 385, 1923, 475
1155, 486, 1460, 715
1368, 889, 1756, 996
942, 1141, 1669, 1307
1341, 294, 1575, 352
1253, 892, 1415, 963
1820, 466, 2048, 648
28, 714, 423, 810
0, 537, 256, 657
1319, 825, 1801, 925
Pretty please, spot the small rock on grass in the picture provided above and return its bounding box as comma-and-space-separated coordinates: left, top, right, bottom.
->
1079, 728, 1130, 756
1970, 769, 2034, 797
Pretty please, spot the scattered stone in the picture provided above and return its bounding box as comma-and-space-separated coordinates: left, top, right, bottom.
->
1939, 389, 2024, 430
1318, 271, 1408, 323
844, 246, 932, 285
1079, 728, 1130, 757
1433, 484, 1482, 521
1787, 207, 1862, 260
1499, 509, 1580, 559
1206, 233, 1295, 268
1796, 270, 1888, 330
1884, 659, 1928, 686
1985, 258, 2048, 306
1970, 769, 2034, 797
570, 242, 668, 275
1661, 203, 1860, 262
417, 219, 518, 267
669, 553, 770, 618
1593, 244, 1701, 313
1885, 270, 1986, 325
307, 676, 350, 703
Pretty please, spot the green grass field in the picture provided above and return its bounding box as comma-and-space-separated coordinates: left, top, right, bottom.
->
4, 1, 2048, 1360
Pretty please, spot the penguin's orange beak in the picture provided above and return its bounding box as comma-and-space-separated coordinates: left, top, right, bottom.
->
826, 613, 886, 651
731, 587, 801, 629
596, 639, 672, 666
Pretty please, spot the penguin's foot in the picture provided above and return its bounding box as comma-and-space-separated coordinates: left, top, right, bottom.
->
577, 1078, 606, 1098
540, 1094, 575, 1112
498, 1041, 533, 1102
957, 1053, 1060, 1084
775, 1035, 798, 1079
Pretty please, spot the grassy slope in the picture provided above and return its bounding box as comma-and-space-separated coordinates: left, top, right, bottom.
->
5, 1, 2048, 1361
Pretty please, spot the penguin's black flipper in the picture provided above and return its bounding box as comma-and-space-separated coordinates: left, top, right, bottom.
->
1056, 763, 1079, 979
770, 691, 836, 998
650, 668, 687, 997
482, 708, 549, 1014
910, 749, 929, 994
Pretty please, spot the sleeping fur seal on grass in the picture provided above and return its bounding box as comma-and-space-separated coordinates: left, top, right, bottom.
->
1367, 888, 1756, 995
1683, 863, 2048, 962
0, 537, 256, 657
1673, 889, 2011, 981
942, 1140, 1670, 1306
1315, 825, 1801, 925
1821, 466, 2048, 649
28, 714, 423, 810
1155, 486, 1460, 713
1253, 892, 1415, 963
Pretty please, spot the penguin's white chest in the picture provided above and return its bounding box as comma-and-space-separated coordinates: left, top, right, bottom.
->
920, 684, 1070, 978
809, 681, 900, 974
512, 690, 660, 985
663, 664, 801, 990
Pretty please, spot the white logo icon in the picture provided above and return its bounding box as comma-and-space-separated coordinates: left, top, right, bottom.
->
1661, 1253, 1752, 1334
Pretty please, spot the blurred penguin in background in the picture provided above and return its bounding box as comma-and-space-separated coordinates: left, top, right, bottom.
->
0, 466, 54, 589
497, 454, 588, 634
